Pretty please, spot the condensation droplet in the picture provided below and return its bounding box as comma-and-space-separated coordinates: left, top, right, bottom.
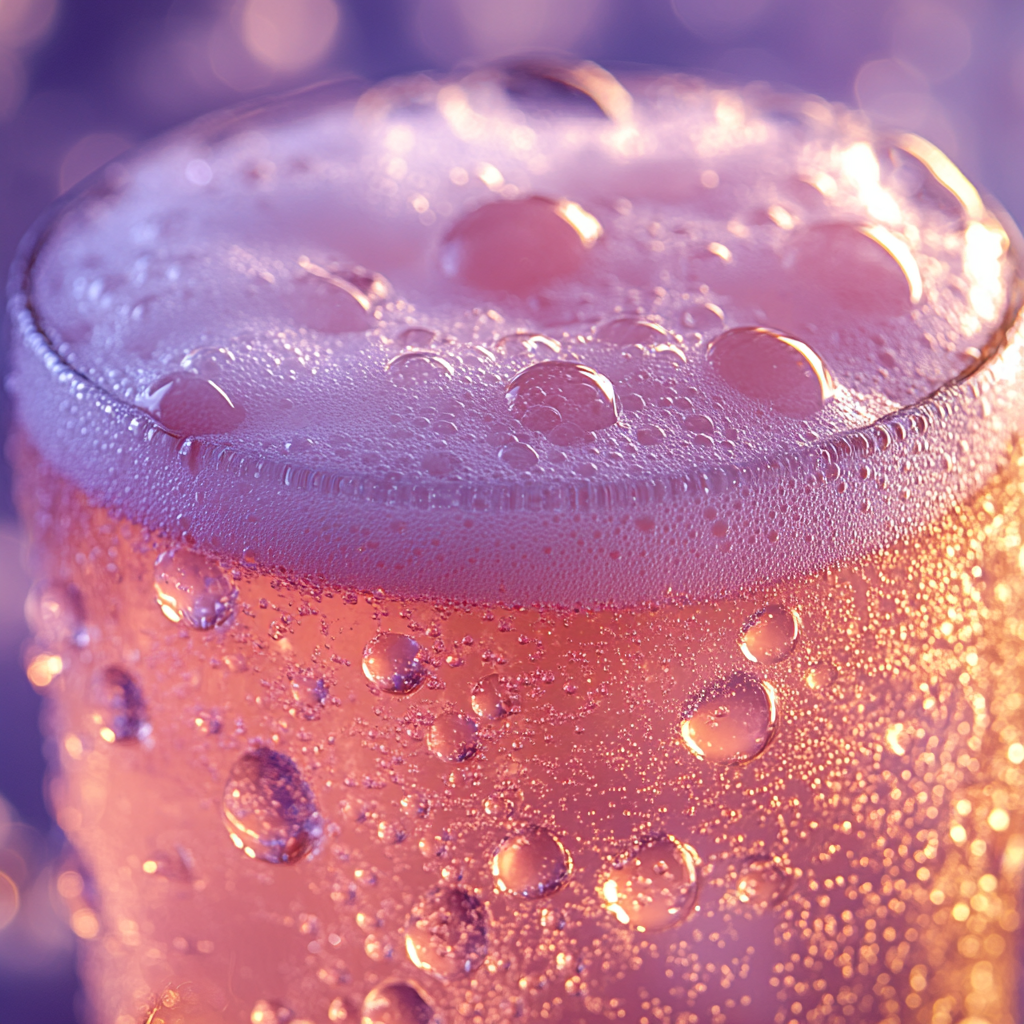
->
94, 666, 150, 743
362, 633, 428, 695
222, 747, 321, 863
594, 318, 671, 347
471, 674, 511, 720
601, 835, 699, 932
506, 361, 619, 445
440, 196, 601, 296
734, 856, 790, 909
141, 372, 245, 436
154, 549, 237, 630
739, 605, 800, 664
385, 350, 456, 385
405, 886, 488, 979
707, 327, 835, 418
492, 826, 572, 898
427, 713, 479, 762
680, 672, 779, 765
360, 982, 437, 1024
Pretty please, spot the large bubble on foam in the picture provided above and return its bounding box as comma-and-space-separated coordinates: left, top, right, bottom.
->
9, 64, 1023, 606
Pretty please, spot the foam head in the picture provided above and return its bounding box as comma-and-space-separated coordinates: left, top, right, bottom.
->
9, 63, 1023, 606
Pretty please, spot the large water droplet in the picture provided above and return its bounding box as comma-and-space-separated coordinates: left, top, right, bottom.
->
362, 633, 428, 695
385, 350, 456, 385
707, 327, 835, 418
140, 373, 245, 436
427, 714, 479, 762
405, 886, 488, 979
361, 983, 437, 1024
739, 605, 800, 664
492, 826, 572, 898
94, 666, 150, 743
734, 856, 790, 909
493, 332, 562, 360
680, 672, 779, 765
439, 196, 601, 295
291, 257, 384, 333
154, 549, 236, 630
506, 361, 619, 445
471, 674, 511, 720
601, 835, 699, 932
222, 747, 321, 863
594, 318, 671, 347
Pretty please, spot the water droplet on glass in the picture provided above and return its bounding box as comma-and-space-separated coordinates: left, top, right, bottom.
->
493, 333, 562, 360
95, 666, 150, 743
680, 672, 779, 765
405, 886, 488, 979
601, 835, 699, 932
734, 857, 790, 909
594, 318, 671, 347
385, 350, 456, 385
707, 327, 835, 418
362, 633, 428, 695
222, 747, 321, 863
141, 373, 245, 436
154, 549, 236, 630
681, 301, 725, 333
739, 605, 800, 664
492, 826, 572, 898
471, 674, 511, 720
506, 361, 619, 445
440, 196, 602, 295
427, 714, 479, 762
361, 982, 437, 1024
292, 257, 385, 333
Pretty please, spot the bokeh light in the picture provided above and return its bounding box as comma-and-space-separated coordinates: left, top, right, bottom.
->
0, 0, 59, 118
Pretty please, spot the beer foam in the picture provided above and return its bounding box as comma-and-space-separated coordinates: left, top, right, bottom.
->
9, 66, 1023, 606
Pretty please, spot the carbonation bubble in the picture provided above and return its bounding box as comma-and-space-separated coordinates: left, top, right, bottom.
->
222, 747, 321, 863
471, 674, 511, 720
505, 361, 619, 445
404, 886, 488, 979
362, 633, 428, 695
95, 666, 150, 743
492, 826, 572, 898
439, 196, 602, 295
427, 713, 479, 762
153, 549, 237, 630
707, 327, 835, 418
361, 983, 437, 1024
734, 857, 790, 909
594, 318, 671, 347
680, 672, 779, 765
140, 372, 245, 436
601, 835, 699, 932
739, 605, 801, 664
385, 350, 456, 385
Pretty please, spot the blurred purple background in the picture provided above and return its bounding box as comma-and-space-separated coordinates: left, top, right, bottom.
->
0, 1, 1022, 1020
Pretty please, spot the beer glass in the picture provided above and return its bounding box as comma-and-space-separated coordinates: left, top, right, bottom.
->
8, 63, 1024, 1024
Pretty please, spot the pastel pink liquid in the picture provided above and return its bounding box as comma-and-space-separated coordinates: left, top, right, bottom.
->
10, 61, 1024, 1024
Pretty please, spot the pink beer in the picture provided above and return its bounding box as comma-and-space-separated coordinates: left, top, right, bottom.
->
8, 61, 1024, 1024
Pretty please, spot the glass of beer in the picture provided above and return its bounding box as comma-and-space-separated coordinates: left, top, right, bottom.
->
8, 61, 1023, 1024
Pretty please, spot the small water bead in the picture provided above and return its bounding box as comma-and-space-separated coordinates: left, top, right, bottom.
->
153, 549, 236, 630
439, 196, 602, 295
594, 318, 671, 347
95, 666, 150, 743
405, 886, 488, 979
492, 826, 572, 898
361, 983, 437, 1024
427, 713, 479, 762
141, 373, 245, 436
734, 857, 790, 909
601, 835, 699, 932
707, 327, 835, 419
362, 633, 428, 695
739, 605, 801, 664
385, 350, 456, 385
471, 674, 512, 720
680, 672, 779, 765
222, 747, 321, 863
506, 361, 619, 446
